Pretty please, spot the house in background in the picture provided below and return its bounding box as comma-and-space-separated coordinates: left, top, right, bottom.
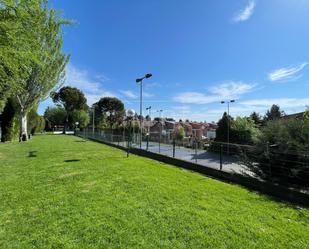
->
148, 119, 217, 144
282, 112, 305, 120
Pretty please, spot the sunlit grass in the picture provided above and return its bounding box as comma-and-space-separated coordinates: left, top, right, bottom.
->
0, 135, 308, 248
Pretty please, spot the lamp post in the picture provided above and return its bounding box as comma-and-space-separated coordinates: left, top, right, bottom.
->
74, 122, 79, 136
126, 109, 135, 157
136, 73, 152, 148
220, 100, 235, 154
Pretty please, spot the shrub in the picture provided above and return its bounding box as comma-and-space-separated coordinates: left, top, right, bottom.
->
244, 119, 309, 187
176, 127, 185, 141
0, 98, 19, 142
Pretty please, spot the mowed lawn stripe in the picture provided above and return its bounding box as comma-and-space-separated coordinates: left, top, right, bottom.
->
0, 135, 308, 249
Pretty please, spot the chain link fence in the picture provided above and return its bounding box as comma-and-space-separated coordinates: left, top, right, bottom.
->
76, 127, 309, 190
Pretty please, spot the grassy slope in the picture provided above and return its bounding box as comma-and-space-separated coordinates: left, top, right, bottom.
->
0, 135, 308, 249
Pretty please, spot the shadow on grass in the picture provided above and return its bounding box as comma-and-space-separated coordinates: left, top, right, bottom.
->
28, 151, 37, 158
64, 159, 81, 163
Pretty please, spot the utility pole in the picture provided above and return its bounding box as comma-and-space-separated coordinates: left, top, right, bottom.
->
221, 100, 235, 154
136, 73, 152, 148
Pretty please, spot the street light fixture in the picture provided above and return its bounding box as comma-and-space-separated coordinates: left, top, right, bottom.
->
126, 109, 135, 157
74, 122, 79, 135
220, 100, 235, 154
136, 73, 153, 148
146, 106, 152, 118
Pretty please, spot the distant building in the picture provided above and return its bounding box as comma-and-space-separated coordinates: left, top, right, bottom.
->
282, 112, 305, 120
148, 119, 217, 144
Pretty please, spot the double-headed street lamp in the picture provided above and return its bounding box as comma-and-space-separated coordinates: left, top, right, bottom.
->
146, 106, 152, 118
220, 100, 235, 154
136, 73, 153, 148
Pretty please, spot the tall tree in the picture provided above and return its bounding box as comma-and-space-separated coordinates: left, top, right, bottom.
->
215, 112, 233, 142
264, 104, 284, 122
51, 86, 87, 132
0, 0, 34, 110
249, 112, 263, 126
9, 0, 71, 141
94, 97, 125, 129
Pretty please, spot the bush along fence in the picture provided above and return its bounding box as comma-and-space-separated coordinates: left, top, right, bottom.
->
75, 127, 309, 207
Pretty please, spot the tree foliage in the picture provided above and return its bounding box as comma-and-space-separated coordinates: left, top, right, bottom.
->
27, 108, 45, 135
51, 86, 87, 132
232, 117, 260, 145
0, 98, 18, 141
175, 126, 185, 141
44, 106, 66, 129
215, 112, 233, 142
71, 109, 90, 129
52, 86, 87, 113
249, 112, 263, 126
243, 119, 309, 186
94, 97, 125, 128
264, 104, 284, 122
0, 0, 71, 140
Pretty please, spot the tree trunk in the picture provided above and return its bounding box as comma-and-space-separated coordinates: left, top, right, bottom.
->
20, 112, 28, 141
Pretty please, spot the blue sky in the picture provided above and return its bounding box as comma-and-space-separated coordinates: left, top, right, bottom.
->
39, 0, 309, 122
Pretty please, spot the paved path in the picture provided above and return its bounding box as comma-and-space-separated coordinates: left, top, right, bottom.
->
118, 141, 249, 175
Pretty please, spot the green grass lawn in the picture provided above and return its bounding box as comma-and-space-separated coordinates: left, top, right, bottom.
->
0, 135, 308, 249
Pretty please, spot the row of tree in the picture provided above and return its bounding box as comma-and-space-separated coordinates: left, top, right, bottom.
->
0, 0, 70, 141
43, 85, 126, 134
216, 104, 287, 145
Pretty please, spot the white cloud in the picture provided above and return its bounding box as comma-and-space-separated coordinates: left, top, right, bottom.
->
120, 90, 154, 99
240, 98, 309, 108
173, 81, 255, 104
268, 62, 308, 82
65, 64, 115, 105
145, 82, 162, 89
210, 81, 256, 98
233, 0, 256, 23
173, 92, 221, 104
120, 90, 138, 99
143, 92, 154, 98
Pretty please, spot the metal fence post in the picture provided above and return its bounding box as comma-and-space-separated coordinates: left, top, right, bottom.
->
220, 144, 223, 170
158, 133, 161, 153
195, 137, 197, 163
173, 138, 176, 158
146, 134, 149, 151
127, 121, 131, 157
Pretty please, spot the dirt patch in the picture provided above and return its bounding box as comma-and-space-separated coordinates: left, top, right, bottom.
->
58, 172, 83, 179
